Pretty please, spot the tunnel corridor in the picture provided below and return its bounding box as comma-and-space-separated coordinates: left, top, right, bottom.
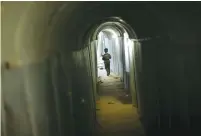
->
96, 74, 144, 136
94, 24, 143, 136
2, 1, 201, 136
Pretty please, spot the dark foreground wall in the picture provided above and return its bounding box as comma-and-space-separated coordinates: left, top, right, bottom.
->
71, 47, 96, 136
2, 2, 201, 136
137, 8, 201, 134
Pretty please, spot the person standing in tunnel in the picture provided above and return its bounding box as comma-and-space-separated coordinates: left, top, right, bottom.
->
102, 48, 111, 76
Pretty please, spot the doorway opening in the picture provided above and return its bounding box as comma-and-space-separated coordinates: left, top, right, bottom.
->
86, 17, 144, 135
97, 27, 122, 78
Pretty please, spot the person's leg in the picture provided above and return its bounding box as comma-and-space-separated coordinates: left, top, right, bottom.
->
106, 63, 110, 76
104, 63, 109, 76
108, 63, 110, 76
104, 63, 107, 74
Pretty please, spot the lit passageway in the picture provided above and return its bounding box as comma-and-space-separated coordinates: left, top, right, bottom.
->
1, 2, 201, 136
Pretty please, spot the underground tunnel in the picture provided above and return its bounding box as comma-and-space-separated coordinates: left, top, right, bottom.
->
1, 1, 201, 136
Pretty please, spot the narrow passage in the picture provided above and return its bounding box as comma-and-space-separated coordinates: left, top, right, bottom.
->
96, 72, 145, 136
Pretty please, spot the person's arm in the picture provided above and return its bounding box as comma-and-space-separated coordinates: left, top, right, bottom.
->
102, 54, 105, 60
109, 54, 111, 59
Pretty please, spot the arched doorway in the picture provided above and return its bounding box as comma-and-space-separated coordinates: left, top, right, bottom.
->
85, 17, 144, 135
86, 17, 141, 107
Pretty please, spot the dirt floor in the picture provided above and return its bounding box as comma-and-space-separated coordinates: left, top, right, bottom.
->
95, 70, 201, 136
95, 73, 145, 136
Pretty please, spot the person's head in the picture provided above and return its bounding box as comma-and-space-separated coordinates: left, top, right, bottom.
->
104, 48, 108, 53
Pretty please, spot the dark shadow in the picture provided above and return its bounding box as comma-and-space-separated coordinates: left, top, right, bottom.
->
116, 93, 132, 104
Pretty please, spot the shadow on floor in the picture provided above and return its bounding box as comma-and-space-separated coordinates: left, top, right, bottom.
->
116, 94, 133, 104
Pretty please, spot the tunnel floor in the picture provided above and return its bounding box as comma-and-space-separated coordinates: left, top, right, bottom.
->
95, 73, 145, 136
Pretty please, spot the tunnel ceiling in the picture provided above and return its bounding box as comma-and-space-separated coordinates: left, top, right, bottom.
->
88, 20, 135, 44
101, 28, 121, 37
55, 2, 166, 51
2, 2, 201, 64
57, 2, 201, 51
61, 2, 162, 35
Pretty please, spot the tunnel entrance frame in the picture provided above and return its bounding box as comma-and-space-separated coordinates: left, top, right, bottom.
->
85, 17, 141, 111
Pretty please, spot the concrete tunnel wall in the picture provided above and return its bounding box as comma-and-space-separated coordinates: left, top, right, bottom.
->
1, 1, 201, 136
